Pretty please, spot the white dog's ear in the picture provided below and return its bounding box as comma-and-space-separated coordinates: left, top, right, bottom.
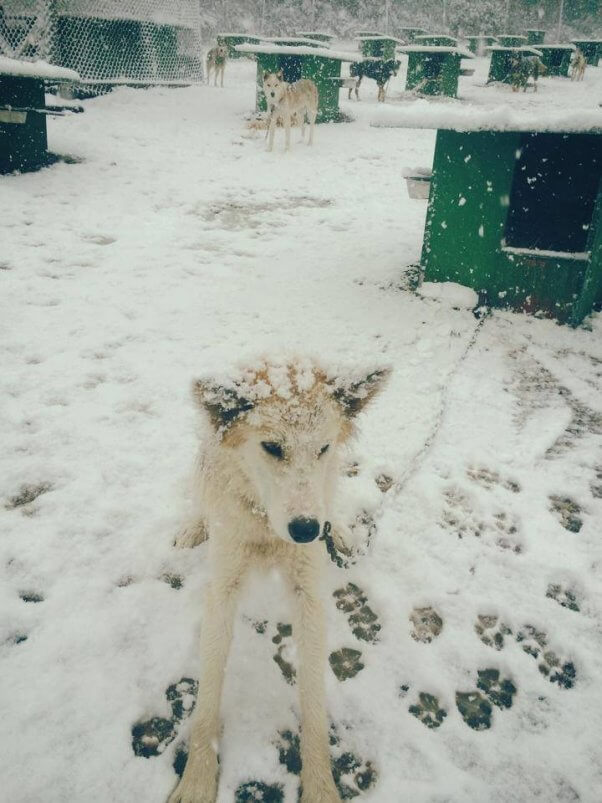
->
192, 379, 254, 430
328, 368, 390, 417
263, 70, 270, 79
277, 69, 284, 78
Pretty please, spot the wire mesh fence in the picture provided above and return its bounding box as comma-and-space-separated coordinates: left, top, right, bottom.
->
0, 1, 204, 84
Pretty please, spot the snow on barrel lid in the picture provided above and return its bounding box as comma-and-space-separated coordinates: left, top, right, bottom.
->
371, 99, 602, 134
0, 57, 80, 82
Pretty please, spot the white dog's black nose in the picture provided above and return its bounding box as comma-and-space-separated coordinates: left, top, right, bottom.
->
270, 91, 275, 97
288, 517, 320, 543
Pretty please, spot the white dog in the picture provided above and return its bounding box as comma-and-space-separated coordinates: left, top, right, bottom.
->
263, 71, 318, 152
168, 357, 389, 803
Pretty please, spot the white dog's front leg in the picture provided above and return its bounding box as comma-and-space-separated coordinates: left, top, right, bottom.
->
284, 112, 291, 151
168, 567, 245, 803
289, 558, 341, 803
267, 113, 277, 151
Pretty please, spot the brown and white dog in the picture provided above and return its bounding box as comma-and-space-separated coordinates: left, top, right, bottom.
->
262, 71, 319, 152
571, 49, 586, 81
206, 45, 228, 87
168, 357, 389, 803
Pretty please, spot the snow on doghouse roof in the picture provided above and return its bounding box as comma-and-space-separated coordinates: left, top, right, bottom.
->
413, 34, 458, 41
297, 31, 335, 38
398, 45, 475, 58
371, 100, 602, 133
259, 36, 328, 47
0, 57, 80, 82
235, 43, 358, 61
486, 45, 543, 54
536, 43, 576, 50
354, 35, 406, 43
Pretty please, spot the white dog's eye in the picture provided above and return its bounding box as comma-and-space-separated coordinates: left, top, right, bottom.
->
318, 444, 330, 458
261, 441, 284, 460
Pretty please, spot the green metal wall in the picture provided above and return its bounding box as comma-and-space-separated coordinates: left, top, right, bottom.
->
488, 49, 517, 83
405, 52, 461, 97
571, 40, 600, 65
526, 30, 546, 45
0, 76, 47, 173
539, 48, 572, 77
360, 39, 397, 59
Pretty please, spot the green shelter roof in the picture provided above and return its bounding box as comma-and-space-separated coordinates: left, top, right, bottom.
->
296, 32, 335, 38
537, 43, 576, 50
259, 36, 329, 47
371, 101, 602, 134
486, 45, 543, 55
399, 45, 474, 58
235, 43, 358, 61
0, 56, 80, 82
354, 35, 406, 44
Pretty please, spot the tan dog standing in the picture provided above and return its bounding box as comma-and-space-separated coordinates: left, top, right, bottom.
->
263, 71, 318, 152
206, 45, 228, 87
571, 49, 586, 81
168, 358, 389, 803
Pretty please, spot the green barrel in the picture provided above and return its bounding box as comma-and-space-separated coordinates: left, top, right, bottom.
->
405, 51, 463, 97
538, 46, 573, 77
526, 30, 546, 45
571, 40, 601, 65
0, 76, 47, 173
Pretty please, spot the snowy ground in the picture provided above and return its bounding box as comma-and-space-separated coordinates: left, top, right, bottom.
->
1, 53, 602, 803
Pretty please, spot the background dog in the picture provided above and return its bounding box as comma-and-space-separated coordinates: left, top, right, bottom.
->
169, 358, 389, 803
262, 71, 318, 151
571, 49, 586, 81
510, 53, 547, 92
349, 59, 401, 102
206, 44, 228, 87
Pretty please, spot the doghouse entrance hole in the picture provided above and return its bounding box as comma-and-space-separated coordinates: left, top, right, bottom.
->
547, 50, 564, 67
505, 133, 600, 253
279, 56, 302, 83
423, 54, 444, 79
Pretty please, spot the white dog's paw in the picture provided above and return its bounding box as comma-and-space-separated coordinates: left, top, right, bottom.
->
174, 519, 209, 549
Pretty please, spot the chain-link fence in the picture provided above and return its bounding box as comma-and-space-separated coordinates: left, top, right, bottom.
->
0, 1, 203, 83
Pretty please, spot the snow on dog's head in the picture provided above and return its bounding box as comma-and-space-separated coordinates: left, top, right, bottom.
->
192, 357, 390, 545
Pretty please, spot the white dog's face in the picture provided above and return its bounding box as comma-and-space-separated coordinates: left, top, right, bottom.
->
194, 362, 389, 545
234, 395, 343, 543
263, 70, 286, 110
